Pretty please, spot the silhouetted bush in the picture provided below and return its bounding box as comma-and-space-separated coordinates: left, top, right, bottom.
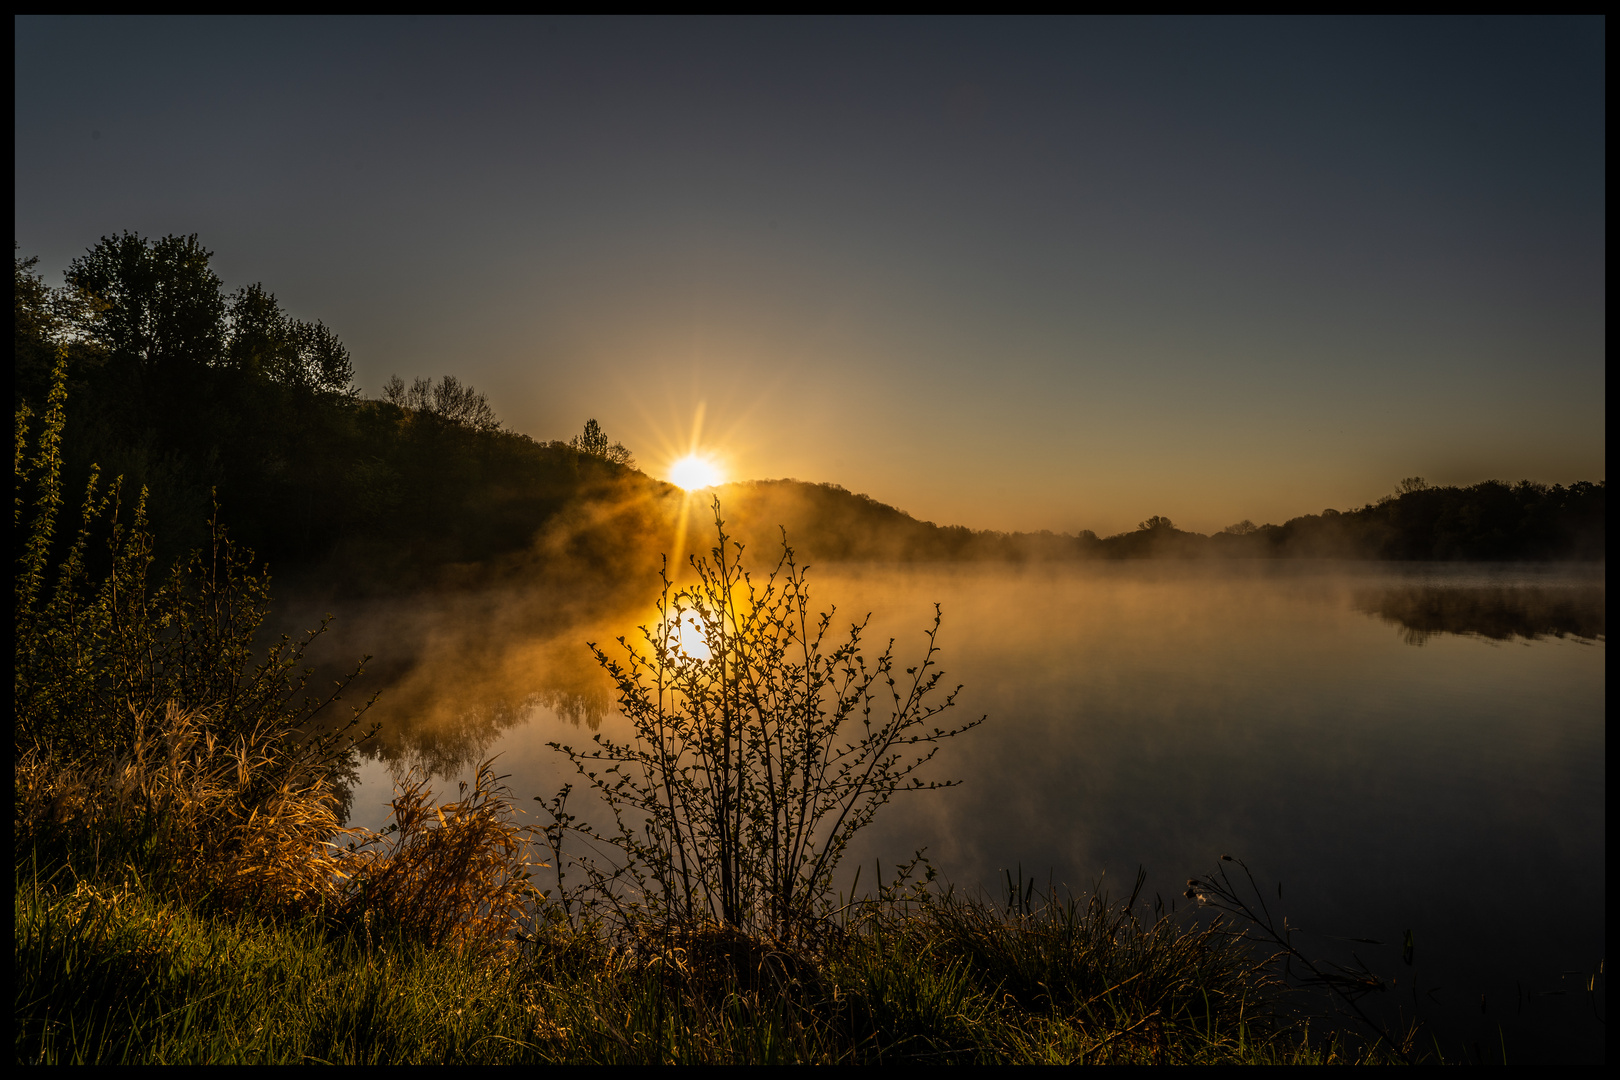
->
539, 501, 984, 943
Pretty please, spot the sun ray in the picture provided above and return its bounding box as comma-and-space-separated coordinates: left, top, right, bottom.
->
669, 454, 724, 491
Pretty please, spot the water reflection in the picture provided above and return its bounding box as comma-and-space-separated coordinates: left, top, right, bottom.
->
533, 685, 611, 730
1355, 584, 1605, 645
286, 561, 1604, 1061
269, 585, 620, 784
356, 646, 612, 779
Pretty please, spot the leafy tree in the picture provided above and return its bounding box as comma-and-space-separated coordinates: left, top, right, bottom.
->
65, 232, 226, 383
1138, 515, 1175, 531
227, 283, 355, 395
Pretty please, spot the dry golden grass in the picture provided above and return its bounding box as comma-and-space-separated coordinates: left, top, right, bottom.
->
335, 761, 542, 949
16, 703, 541, 949
16, 703, 351, 909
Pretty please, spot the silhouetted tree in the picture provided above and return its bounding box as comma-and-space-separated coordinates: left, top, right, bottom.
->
382, 374, 499, 431
14, 249, 56, 405
12, 246, 102, 407
227, 283, 355, 395
66, 232, 226, 383
572, 418, 608, 457
570, 418, 634, 467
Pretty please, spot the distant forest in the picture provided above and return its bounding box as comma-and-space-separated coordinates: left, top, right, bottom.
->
707, 476, 1605, 564
15, 234, 1606, 602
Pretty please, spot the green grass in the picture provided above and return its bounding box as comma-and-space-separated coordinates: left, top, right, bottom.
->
15, 864, 539, 1064
15, 858, 1408, 1065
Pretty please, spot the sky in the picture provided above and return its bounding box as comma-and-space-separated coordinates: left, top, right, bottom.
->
14, 16, 1606, 536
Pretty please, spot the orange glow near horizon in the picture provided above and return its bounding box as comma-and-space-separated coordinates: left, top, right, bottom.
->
669, 453, 725, 491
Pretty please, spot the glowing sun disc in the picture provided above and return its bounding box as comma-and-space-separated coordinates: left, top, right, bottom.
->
669, 609, 711, 660
669, 454, 724, 490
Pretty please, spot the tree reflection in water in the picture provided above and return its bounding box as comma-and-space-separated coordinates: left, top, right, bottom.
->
1355, 584, 1605, 645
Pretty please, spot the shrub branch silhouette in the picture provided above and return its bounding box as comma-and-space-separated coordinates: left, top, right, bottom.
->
540, 499, 984, 943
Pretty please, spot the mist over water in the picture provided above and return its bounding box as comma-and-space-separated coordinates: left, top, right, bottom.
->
297, 560, 1604, 1060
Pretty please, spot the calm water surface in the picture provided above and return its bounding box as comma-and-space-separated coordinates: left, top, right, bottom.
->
326, 561, 1604, 1061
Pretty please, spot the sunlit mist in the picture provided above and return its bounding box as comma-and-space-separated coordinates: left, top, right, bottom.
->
669, 454, 724, 491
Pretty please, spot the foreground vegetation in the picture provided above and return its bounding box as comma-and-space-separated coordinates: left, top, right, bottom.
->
16, 232, 1602, 1065
19, 848, 1414, 1065
16, 359, 1426, 1065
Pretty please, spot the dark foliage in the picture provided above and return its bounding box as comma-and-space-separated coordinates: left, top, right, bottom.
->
1210, 479, 1606, 561
1354, 584, 1605, 644
15, 237, 656, 596
15, 238, 1602, 581
715, 478, 1604, 563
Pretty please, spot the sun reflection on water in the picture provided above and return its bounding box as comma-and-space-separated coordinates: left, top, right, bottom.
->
668, 608, 712, 660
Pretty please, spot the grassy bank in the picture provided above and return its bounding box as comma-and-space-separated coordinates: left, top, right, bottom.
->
15, 851, 1406, 1065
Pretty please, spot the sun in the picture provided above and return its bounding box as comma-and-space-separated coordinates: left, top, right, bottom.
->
669, 609, 712, 660
669, 453, 724, 491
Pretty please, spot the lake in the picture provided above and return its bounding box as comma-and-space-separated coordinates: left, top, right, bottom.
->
307, 559, 1605, 1062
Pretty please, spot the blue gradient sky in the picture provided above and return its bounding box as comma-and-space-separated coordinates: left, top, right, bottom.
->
14, 16, 1605, 535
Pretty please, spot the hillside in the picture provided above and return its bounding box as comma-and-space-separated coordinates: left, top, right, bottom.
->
712, 477, 1605, 565
16, 236, 1604, 608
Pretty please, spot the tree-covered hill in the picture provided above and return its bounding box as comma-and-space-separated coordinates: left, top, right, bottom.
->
15, 236, 675, 599
713, 476, 1604, 564
16, 235, 1603, 594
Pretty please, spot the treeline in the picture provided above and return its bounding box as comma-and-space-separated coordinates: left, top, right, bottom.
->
1177, 479, 1605, 561
15, 235, 669, 598
16, 234, 1603, 597
713, 477, 1605, 564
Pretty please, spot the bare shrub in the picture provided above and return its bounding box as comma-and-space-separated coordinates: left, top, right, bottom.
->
540, 500, 984, 944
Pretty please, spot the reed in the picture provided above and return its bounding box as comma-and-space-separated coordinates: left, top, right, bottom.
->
15, 358, 542, 952
334, 762, 541, 950
15, 703, 350, 910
